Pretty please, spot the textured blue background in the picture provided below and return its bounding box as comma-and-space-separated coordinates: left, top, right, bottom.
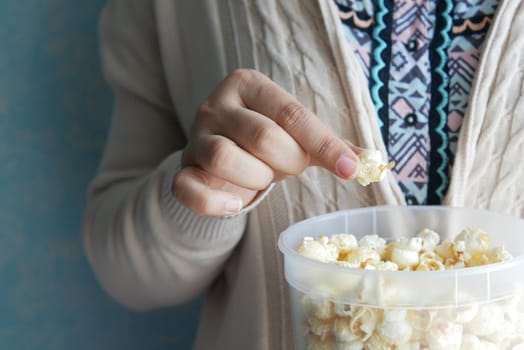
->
0, 1, 200, 349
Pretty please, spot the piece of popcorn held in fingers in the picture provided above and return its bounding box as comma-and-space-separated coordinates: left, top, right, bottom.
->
356, 149, 395, 186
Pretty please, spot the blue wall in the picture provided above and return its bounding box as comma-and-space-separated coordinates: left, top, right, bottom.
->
0, 1, 200, 349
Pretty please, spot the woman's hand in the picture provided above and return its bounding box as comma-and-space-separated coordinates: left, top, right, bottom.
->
173, 69, 361, 216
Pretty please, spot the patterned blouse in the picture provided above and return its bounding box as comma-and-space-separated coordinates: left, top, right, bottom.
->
333, 0, 499, 204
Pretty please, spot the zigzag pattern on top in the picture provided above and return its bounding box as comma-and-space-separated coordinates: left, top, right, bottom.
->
334, 0, 499, 204
426, 0, 453, 204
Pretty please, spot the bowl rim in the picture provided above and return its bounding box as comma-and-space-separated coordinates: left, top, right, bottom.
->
278, 205, 524, 278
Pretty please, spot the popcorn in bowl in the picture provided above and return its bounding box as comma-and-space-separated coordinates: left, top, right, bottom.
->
294, 228, 523, 350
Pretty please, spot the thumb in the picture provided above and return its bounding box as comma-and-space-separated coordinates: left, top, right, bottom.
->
308, 137, 361, 180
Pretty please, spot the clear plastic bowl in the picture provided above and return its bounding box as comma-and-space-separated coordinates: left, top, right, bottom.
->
278, 206, 524, 349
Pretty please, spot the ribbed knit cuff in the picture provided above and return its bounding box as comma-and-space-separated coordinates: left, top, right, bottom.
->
159, 152, 274, 249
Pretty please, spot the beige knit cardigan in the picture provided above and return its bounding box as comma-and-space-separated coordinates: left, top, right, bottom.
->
83, 0, 524, 348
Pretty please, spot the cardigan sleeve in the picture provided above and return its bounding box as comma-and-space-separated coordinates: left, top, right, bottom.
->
82, 0, 251, 310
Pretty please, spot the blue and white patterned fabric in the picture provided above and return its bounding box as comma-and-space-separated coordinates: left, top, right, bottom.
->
334, 0, 499, 204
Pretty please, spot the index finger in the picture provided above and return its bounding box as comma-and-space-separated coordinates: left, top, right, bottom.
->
233, 69, 360, 179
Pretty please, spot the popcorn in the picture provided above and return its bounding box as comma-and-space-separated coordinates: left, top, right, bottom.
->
303, 295, 335, 320
466, 253, 489, 267
448, 260, 466, 269
484, 317, 516, 345
306, 334, 333, 350
419, 251, 443, 263
342, 247, 381, 268
500, 295, 521, 322
386, 241, 420, 270
377, 310, 413, 346
297, 236, 337, 263
426, 321, 463, 350
407, 309, 435, 332
415, 258, 445, 271
464, 303, 504, 337
407, 237, 424, 252
363, 333, 393, 350
460, 334, 481, 350
333, 303, 353, 317
330, 234, 359, 252
349, 307, 378, 341
396, 342, 421, 350
383, 308, 408, 322
334, 340, 364, 350
334, 317, 359, 342
433, 304, 479, 328
434, 241, 467, 268
487, 246, 513, 264
308, 317, 333, 340
296, 228, 521, 350
516, 316, 524, 344
450, 304, 479, 324
356, 149, 395, 186
358, 235, 387, 258
454, 240, 466, 254
417, 228, 441, 251
455, 228, 490, 260
434, 239, 456, 261
478, 340, 500, 350
362, 260, 398, 271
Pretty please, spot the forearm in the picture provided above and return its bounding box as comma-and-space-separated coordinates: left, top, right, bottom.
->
83, 151, 248, 310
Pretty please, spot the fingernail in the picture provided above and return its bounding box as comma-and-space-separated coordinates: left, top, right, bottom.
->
225, 198, 243, 214
335, 154, 359, 179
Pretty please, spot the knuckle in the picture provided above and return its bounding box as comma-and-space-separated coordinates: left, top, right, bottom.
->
189, 167, 210, 187
205, 138, 233, 172
191, 193, 214, 216
193, 102, 217, 136
278, 102, 309, 131
196, 100, 214, 118
251, 122, 278, 151
171, 171, 186, 197
227, 68, 256, 85
171, 169, 195, 205
172, 168, 213, 215
315, 135, 338, 159
194, 100, 220, 129
253, 79, 276, 100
